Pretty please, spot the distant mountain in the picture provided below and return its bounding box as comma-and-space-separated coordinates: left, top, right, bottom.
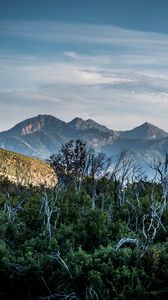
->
1, 114, 76, 139
0, 115, 118, 158
102, 138, 162, 164
0, 148, 56, 187
0, 115, 77, 158
0, 115, 167, 165
68, 117, 85, 130
68, 117, 111, 133
103, 122, 168, 163
118, 122, 168, 140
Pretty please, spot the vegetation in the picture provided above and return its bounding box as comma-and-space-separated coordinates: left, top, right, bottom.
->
0, 148, 57, 187
0, 140, 168, 299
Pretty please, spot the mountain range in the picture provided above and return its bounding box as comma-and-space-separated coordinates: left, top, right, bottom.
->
0, 115, 167, 165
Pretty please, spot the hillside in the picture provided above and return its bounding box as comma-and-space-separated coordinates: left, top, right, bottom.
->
0, 148, 57, 187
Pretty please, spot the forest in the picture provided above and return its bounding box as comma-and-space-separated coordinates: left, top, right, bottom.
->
0, 140, 168, 300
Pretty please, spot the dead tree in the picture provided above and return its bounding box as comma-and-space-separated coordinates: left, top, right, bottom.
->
86, 149, 111, 209
39, 187, 61, 240
151, 153, 168, 205
110, 151, 135, 206
115, 237, 140, 250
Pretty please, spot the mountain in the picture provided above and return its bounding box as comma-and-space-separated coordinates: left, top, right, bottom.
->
1, 114, 71, 137
0, 115, 118, 158
0, 115, 167, 166
68, 117, 118, 150
103, 122, 168, 163
0, 148, 57, 187
68, 117, 85, 130
0, 115, 77, 158
68, 117, 112, 133
118, 122, 168, 140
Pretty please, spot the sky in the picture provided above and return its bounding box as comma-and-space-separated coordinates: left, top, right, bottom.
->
0, 0, 168, 131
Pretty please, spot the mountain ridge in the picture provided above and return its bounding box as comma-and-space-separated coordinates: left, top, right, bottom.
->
0, 115, 167, 163
68, 117, 112, 133
119, 121, 168, 140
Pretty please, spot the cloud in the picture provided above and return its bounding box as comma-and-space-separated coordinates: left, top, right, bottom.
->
1, 21, 168, 51
0, 21, 168, 132
64, 51, 81, 60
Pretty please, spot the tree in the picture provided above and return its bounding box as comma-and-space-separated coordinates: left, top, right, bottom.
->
48, 139, 111, 193
48, 140, 87, 189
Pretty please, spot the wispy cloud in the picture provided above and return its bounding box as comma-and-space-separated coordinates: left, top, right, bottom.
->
1, 21, 168, 50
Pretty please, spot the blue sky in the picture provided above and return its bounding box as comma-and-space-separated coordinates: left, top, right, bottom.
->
0, 0, 168, 131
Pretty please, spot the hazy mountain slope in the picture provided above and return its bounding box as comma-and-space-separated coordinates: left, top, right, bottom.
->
0, 148, 57, 187
152, 136, 168, 158
118, 122, 168, 140
102, 138, 162, 163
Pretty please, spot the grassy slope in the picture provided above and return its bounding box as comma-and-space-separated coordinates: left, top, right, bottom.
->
0, 148, 57, 187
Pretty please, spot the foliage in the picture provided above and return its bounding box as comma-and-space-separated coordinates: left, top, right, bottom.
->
0, 144, 168, 299
48, 139, 111, 189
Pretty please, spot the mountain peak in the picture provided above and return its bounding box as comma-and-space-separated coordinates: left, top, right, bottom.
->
4, 114, 68, 137
69, 117, 111, 133
70, 117, 84, 122
85, 118, 98, 126
68, 117, 85, 129
141, 121, 155, 127
120, 122, 168, 140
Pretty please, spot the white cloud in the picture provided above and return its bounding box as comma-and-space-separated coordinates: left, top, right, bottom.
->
64, 51, 81, 60
0, 21, 168, 131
